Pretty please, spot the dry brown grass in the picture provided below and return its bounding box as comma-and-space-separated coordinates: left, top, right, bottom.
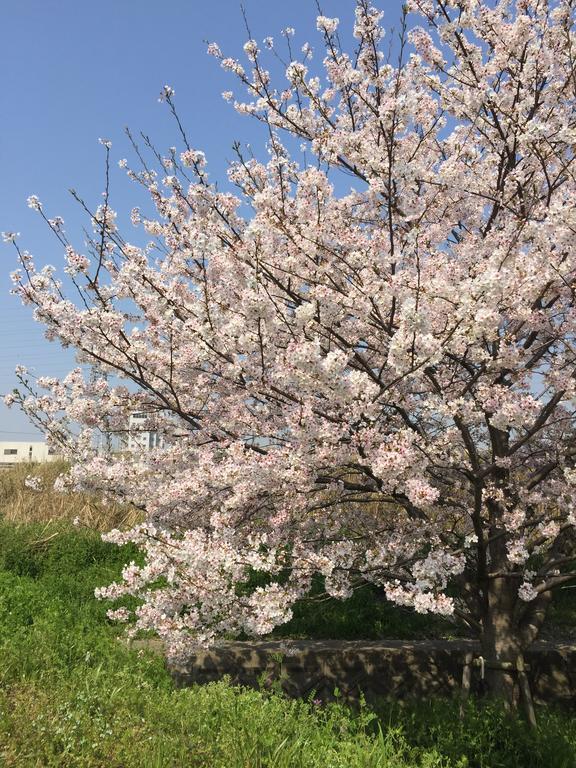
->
0, 461, 141, 530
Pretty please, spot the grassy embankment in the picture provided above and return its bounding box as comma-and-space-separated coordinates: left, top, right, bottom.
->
0, 463, 575, 767
0, 460, 140, 530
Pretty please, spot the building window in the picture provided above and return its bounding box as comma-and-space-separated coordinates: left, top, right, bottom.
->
3, 449, 17, 455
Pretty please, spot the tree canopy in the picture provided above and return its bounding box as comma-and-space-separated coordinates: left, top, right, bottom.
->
6, 0, 576, 703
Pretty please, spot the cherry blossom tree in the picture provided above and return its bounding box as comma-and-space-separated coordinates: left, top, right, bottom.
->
6, 0, 576, 709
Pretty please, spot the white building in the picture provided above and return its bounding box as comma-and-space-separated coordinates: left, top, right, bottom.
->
0, 441, 61, 466
127, 413, 162, 452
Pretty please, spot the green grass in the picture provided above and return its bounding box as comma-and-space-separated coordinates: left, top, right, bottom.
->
0, 520, 574, 767
272, 579, 462, 640
374, 699, 576, 768
238, 568, 462, 641
0, 520, 447, 767
546, 584, 576, 639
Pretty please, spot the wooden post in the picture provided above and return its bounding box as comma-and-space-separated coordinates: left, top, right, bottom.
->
517, 655, 537, 729
460, 651, 473, 719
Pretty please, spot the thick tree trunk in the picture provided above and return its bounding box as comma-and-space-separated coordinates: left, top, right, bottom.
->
481, 576, 523, 709
479, 576, 538, 727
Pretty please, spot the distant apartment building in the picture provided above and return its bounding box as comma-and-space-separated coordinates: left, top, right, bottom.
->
127, 412, 162, 452
0, 441, 61, 466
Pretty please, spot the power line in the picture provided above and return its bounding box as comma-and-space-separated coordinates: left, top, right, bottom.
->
0, 431, 44, 436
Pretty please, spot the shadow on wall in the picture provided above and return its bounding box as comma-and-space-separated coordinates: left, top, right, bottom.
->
150, 638, 576, 706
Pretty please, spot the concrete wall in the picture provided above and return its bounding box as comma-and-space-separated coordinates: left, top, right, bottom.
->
165, 639, 576, 707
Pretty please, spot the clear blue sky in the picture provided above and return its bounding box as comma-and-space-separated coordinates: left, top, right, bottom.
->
0, 0, 403, 440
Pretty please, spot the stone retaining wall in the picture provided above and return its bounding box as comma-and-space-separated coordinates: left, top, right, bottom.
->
165, 639, 576, 706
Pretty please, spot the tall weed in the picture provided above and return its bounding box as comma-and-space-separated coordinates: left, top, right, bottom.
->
0, 461, 139, 529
